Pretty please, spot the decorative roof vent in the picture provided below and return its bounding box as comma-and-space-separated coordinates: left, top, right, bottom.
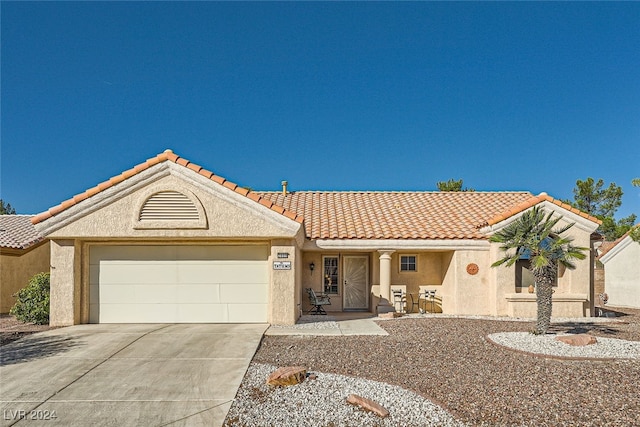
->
139, 191, 199, 221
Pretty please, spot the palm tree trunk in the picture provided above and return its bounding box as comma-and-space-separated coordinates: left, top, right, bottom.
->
534, 265, 555, 334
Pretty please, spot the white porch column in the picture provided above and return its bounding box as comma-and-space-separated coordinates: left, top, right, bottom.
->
377, 250, 395, 314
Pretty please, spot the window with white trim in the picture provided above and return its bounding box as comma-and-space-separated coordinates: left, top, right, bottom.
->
400, 255, 417, 272
516, 238, 558, 288
323, 256, 339, 294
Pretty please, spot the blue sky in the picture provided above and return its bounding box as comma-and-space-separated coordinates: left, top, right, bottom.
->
2, 2, 639, 219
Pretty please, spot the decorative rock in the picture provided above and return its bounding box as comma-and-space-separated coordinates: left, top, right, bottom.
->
346, 394, 390, 418
555, 334, 598, 346
266, 366, 307, 386
379, 312, 402, 319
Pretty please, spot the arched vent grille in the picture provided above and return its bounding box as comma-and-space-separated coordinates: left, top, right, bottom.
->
139, 191, 199, 221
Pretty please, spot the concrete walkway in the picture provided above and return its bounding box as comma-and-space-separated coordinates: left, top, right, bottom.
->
0, 323, 267, 426
266, 314, 388, 336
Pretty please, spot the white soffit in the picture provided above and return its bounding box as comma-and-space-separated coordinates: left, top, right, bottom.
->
304, 239, 489, 251
34, 165, 172, 236
480, 200, 600, 236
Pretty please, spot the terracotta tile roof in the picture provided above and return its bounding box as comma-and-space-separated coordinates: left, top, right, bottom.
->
31, 150, 304, 226
0, 215, 44, 249
482, 192, 602, 227
256, 191, 536, 240
26, 150, 599, 241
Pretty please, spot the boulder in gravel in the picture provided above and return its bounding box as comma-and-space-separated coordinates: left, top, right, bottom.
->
555, 334, 598, 346
346, 394, 390, 418
266, 366, 307, 386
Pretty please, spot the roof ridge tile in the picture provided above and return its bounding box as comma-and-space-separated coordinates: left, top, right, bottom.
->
483, 193, 601, 227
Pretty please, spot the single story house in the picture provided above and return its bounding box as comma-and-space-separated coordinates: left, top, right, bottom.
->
599, 228, 640, 309
2, 150, 601, 326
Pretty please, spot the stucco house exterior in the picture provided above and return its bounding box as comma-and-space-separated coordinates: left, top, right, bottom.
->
2, 150, 601, 326
599, 228, 640, 309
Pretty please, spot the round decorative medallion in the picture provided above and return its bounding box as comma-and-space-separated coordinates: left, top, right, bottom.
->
466, 263, 479, 275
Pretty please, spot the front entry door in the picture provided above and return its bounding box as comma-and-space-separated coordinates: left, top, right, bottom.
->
343, 256, 369, 310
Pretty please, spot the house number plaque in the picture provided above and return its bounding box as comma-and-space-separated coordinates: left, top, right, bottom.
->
273, 261, 292, 270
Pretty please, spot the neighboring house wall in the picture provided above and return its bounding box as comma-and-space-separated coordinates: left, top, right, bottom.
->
0, 242, 50, 313
601, 237, 640, 309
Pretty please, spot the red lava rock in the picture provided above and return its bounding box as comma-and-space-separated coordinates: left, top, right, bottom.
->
346, 394, 390, 418
266, 366, 307, 386
555, 334, 598, 346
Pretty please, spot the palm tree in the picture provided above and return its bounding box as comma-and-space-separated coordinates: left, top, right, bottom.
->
490, 206, 588, 334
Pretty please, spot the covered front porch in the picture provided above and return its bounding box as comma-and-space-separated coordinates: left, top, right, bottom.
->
300, 249, 461, 315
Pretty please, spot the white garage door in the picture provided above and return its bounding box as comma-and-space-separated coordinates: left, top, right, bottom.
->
90, 245, 269, 323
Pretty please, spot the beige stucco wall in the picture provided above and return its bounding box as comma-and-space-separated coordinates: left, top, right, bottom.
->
41, 169, 304, 326
603, 240, 640, 309
300, 252, 323, 312
0, 242, 51, 314
269, 240, 299, 325
445, 250, 492, 315
49, 239, 82, 326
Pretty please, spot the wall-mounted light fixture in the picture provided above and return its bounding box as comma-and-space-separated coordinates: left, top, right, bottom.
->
309, 262, 315, 275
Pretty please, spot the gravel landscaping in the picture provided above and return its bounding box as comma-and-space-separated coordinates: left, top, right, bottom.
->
0, 314, 53, 346
226, 308, 640, 426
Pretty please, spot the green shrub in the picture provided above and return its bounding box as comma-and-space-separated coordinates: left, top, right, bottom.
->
10, 272, 50, 325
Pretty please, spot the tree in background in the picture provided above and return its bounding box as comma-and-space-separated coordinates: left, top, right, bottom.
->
565, 178, 636, 241
490, 207, 587, 335
631, 179, 640, 242
436, 179, 474, 192
0, 199, 16, 215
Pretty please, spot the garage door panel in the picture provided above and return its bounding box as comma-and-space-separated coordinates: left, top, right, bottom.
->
177, 263, 267, 284
220, 283, 268, 304
177, 284, 220, 304
91, 303, 178, 323
177, 245, 268, 261
92, 264, 177, 285
177, 304, 228, 322
228, 304, 268, 323
90, 245, 269, 323
90, 246, 179, 263
92, 284, 179, 304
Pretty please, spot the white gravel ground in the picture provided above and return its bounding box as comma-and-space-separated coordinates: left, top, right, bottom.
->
488, 332, 640, 359
224, 362, 466, 427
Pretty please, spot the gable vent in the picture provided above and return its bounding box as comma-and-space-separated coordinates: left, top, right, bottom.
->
139, 191, 200, 221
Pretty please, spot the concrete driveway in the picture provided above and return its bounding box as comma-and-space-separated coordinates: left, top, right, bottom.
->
0, 323, 268, 426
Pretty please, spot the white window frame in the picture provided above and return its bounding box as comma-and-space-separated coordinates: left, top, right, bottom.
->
400, 255, 417, 272
323, 256, 340, 294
